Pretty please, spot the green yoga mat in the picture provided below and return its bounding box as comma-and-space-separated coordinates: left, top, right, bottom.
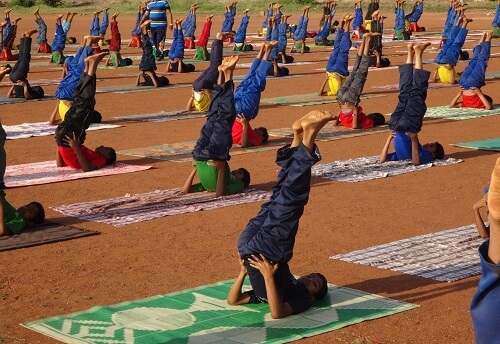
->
24, 280, 418, 344
453, 138, 500, 151
260, 93, 385, 107
118, 140, 285, 162
425, 105, 500, 120
269, 125, 388, 141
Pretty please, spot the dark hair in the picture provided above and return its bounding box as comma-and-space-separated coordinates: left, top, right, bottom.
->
314, 273, 328, 301
255, 127, 269, 143
106, 148, 117, 165
184, 63, 196, 73
237, 168, 250, 188
459, 50, 469, 61
332, 20, 339, 26
367, 113, 386, 126
29, 202, 45, 225
31, 86, 45, 98
124, 58, 133, 66
484, 94, 493, 106
380, 57, 391, 67
434, 142, 445, 159
281, 67, 289, 77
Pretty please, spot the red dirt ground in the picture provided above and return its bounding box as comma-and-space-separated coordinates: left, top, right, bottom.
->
1, 8, 499, 344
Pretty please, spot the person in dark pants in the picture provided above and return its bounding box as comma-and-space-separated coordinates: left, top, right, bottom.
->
7, 30, 45, 100
227, 110, 335, 319
34, 8, 52, 53
380, 43, 444, 166
186, 32, 230, 112
105, 13, 132, 68
166, 18, 195, 73
182, 55, 250, 197
141, 0, 173, 60
55, 52, 116, 172
136, 20, 169, 87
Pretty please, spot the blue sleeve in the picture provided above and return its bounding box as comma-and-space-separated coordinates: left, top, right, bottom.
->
386, 152, 398, 161
419, 148, 432, 164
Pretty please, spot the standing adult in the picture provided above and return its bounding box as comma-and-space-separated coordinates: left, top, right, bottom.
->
142, 0, 173, 60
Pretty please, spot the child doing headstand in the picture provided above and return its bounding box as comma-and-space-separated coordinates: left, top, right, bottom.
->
227, 110, 335, 318
105, 13, 133, 68
34, 8, 52, 53
166, 18, 196, 73
380, 43, 444, 166
233, 8, 253, 52
55, 52, 116, 172
136, 20, 169, 87
194, 15, 213, 61
182, 55, 250, 197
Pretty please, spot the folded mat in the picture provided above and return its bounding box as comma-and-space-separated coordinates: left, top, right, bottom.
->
269, 125, 388, 141
453, 138, 500, 151
424, 105, 500, 120
331, 224, 484, 282
0, 222, 99, 252
52, 188, 271, 226
23, 279, 417, 344
5, 122, 121, 140
118, 140, 285, 162
113, 110, 208, 123
260, 93, 384, 107
5, 161, 152, 188
311, 155, 462, 182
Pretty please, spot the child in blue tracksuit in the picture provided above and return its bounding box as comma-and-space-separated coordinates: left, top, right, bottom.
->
470, 157, 500, 344
352, 0, 364, 38
319, 15, 353, 96
183, 55, 250, 197
137, 20, 169, 87
265, 18, 288, 76
433, 16, 472, 84
261, 3, 273, 33
292, 6, 310, 53
234, 42, 275, 120
227, 110, 333, 318
314, 12, 335, 46
492, 0, 500, 37
406, 0, 423, 24
450, 31, 493, 110
393, 0, 406, 40
441, 1, 459, 43
277, 15, 294, 64
182, 4, 198, 40
222, 2, 237, 33
51, 15, 67, 64
89, 9, 109, 37
381, 43, 444, 166
167, 19, 195, 73
234, 9, 253, 51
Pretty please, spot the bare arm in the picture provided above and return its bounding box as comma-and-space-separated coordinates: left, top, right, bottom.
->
49, 102, 62, 125
145, 71, 159, 87
449, 91, 462, 108
182, 167, 197, 193
430, 67, 439, 83
318, 76, 328, 96
273, 60, 279, 77
214, 161, 228, 197
380, 131, 394, 162
352, 111, 359, 129
186, 96, 195, 111
475, 88, 493, 110
64, 133, 95, 172
136, 73, 141, 86
248, 254, 294, 319
22, 81, 33, 100
237, 115, 253, 148
167, 8, 174, 31
473, 194, 490, 238
6, 85, 14, 98
139, 10, 150, 25
227, 259, 252, 305
56, 147, 67, 167
176, 58, 182, 73
407, 132, 420, 166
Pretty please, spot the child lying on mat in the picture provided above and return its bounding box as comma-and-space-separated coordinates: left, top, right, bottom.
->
449, 31, 493, 110
471, 157, 500, 344
0, 122, 45, 236
333, 33, 386, 129
55, 53, 116, 172
183, 56, 250, 197
380, 43, 444, 166
228, 110, 334, 318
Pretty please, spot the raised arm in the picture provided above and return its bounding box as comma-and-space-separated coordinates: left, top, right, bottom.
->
236, 115, 253, 148
318, 76, 328, 96
64, 133, 96, 172
21, 81, 33, 100
6, 85, 15, 98
186, 90, 195, 111
0, 195, 6, 236
248, 254, 294, 319
182, 167, 197, 193
214, 160, 228, 197
475, 88, 493, 110
449, 91, 462, 108
380, 131, 395, 162
56, 147, 67, 167
406, 132, 420, 166
145, 71, 159, 87
227, 258, 252, 305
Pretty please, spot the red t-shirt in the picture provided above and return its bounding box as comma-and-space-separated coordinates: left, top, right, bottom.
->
461, 94, 486, 109
338, 106, 374, 129
58, 145, 107, 170
232, 121, 263, 146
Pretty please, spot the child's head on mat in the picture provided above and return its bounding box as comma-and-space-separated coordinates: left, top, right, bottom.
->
297, 273, 328, 301
231, 168, 251, 188
367, 113, 385, 126
254, 127, 269, 143
422, 142, 445, 159
17, 201, 45, 227
95, 146, 117, 165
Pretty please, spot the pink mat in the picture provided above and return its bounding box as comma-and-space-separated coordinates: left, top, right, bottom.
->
52, 188, 271, 226
5, 161, 152, 188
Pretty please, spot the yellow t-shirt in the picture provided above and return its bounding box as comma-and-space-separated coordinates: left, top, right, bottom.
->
437, 65, 459, 84
193, 92, 210, 112
58, 100, 71, 121
326, 72, 346, 96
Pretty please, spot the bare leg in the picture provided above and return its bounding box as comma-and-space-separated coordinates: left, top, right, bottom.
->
296, 110, 337, 152
413, 42, 430, 69
83, 52, 108, 76
406, 42, 415, 64
487, 157, 500, 263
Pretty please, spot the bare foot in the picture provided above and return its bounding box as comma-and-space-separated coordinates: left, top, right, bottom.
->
4, 9, 11, 15
488, 157, 500, 222
206, 15, 214, 21
56, 14, 64, 19
103, 8, 110, 13
266, 40, 278, 50
243, 8, 250, 15
216, 32, 231, 40
24, 29, 37, 37
34, 8, 39, 16
413, 42, 431, 53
